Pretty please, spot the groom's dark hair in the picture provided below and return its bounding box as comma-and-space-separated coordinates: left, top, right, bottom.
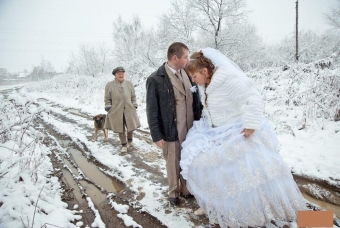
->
167, 42, 188, 60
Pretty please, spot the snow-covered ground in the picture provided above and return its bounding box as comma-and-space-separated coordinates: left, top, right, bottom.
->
1, 60, 339, 227
0, 89, 82, 227
22, 64, 340, 187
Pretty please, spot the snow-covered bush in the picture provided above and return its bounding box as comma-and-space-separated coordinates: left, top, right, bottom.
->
248, 53, 340, 129
267, 31, 340, 67
0, 94, 47, 181
0, 94, 81, 227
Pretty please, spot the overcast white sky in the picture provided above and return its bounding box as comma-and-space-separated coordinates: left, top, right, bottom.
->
0, 0, 337, 73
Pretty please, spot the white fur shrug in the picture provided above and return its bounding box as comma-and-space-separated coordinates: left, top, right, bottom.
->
199, 66, 263, 130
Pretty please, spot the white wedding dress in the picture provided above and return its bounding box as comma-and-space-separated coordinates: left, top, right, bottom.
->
180, 48, 307, 227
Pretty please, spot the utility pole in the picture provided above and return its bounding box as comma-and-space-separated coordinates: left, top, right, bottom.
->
295, 0, 299, 61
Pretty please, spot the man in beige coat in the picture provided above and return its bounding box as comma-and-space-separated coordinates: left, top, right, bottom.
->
146, 42, 202, 206
104, 67, 140, 153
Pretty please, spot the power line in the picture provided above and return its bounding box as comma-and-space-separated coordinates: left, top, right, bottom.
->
0, 64, 40, 66
0, 38, 102, 44
0, 27, 113, 36
0, 49, 72, 52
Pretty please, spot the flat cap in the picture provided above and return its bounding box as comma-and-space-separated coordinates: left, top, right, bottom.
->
112, 66, 125, 75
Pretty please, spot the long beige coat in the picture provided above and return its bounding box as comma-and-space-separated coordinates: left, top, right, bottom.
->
104, 78, 140, 133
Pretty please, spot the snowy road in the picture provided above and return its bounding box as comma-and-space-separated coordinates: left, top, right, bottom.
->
29, 95, 340, 228
1, 81, 337, 228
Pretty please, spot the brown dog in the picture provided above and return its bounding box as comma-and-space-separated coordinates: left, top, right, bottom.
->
93, 114, 108, 141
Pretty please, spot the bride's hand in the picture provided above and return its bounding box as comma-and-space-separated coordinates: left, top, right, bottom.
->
241, 128, 255, 138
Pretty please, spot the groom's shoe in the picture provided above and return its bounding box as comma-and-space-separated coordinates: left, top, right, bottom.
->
168, 197, 179, 206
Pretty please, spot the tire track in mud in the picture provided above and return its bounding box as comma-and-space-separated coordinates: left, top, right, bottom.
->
35, 100, 219, 227
45, 103, 172, 188
35, 100, 170, 227
40, 118, 167, 228
36, 99, 340, 227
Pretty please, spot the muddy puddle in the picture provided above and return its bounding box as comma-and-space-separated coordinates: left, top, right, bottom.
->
67, 147, 122, 193
61, 166, 108, 207
57, 139, 122, 207
61, 168, 86, 204
303, 193, 340, 218
78, 180, 109, 205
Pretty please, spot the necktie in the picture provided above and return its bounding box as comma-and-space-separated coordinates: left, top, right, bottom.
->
175, 72, 184, 89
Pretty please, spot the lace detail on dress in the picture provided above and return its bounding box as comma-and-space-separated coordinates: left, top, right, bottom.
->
180, 117, 307, 228
188, 126, 290, 199
195, 184, 307, 228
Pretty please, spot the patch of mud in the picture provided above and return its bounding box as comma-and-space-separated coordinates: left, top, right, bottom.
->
50, 152, 96, 227
40, 118, 167, 228
37, 98, 340, 227
67, 147, 121, 193
294, 175, 340, 219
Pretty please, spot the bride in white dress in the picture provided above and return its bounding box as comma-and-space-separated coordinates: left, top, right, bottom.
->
180, 48, 307, 227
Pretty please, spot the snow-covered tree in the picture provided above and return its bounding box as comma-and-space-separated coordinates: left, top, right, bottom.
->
66, 53, 81, 75
324, 0, 340, 30
0, 68, 9, 80
217, 22, 265, 70
97, 42, 111, 74
190, 0, 247, 49
66, 42, 112, 77
158, 0, 198, 50
111, 16, 157, 85
30, 66, 45, 80
40, 58, 55, 73
78, 43, 101, 77
269, 30, 340, 66
40, 57, 56, 78
158, 0, 264, 71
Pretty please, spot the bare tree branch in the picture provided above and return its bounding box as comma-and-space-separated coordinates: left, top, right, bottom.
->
323, 0, 340, 30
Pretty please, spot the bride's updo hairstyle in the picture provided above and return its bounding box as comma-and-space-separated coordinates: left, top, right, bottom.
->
185, 50, 215, 86
185, 50, 215, 107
